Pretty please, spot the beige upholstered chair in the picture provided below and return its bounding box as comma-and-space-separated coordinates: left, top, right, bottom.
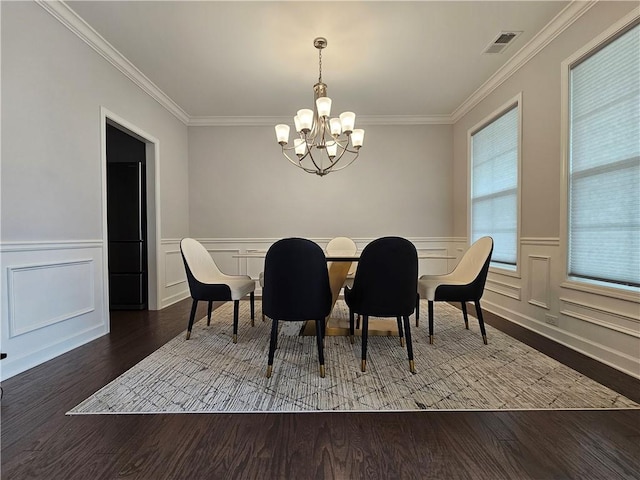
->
416, 236, 493, 345
326, 236, 358, 288
180, 238, 255, 343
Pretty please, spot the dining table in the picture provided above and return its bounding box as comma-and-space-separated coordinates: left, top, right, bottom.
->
233, 250, 455, 337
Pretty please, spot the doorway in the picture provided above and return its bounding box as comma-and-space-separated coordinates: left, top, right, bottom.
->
106, 123, 148, 310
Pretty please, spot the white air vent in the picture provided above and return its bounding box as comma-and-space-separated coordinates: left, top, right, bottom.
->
482, 31, 522, 54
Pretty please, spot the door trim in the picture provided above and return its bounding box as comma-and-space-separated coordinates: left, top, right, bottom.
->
100, 107, 161, 313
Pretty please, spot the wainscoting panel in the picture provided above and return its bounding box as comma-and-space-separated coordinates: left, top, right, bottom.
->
7, 259, 95, 337
480, 238, 640, 379
160, 239, 188, 308
528, 255, 551, 309
0, 241, 108, 380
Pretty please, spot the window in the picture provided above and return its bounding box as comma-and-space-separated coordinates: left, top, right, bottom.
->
470, 98, 520, 270
567, 23, 639, 288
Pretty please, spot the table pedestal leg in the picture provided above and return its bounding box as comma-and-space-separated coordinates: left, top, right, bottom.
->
302, 261, 400, 337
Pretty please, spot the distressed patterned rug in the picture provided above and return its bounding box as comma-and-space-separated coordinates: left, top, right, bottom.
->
68, 300, 639, 414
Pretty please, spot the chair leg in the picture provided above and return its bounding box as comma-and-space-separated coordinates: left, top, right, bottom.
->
461, 301, 469, 329
349, 309, 355, 344
266, 319, 279, 378
361, 315, 369, 372
403, 315, 416, 373
475, 300, 488, 345
396, 316, 405, 347
186, 299, 198, 340
315, 318, 326, 378
232, 300, 239, 343
207, 301, 213, 326
356, 314, 361, 330
428, 300, 434, 344
415, 293, 420, 326
317, 317, 325, 348
250, 292, 255, 326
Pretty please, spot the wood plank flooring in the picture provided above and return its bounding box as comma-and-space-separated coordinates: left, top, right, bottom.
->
1, 299, 639, 479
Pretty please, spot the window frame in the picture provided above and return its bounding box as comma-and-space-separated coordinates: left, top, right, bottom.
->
467, 92, 523, 278
560, 11, 640, 301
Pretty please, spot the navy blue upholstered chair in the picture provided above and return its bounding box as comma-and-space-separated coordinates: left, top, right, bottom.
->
416, 236, 493, 345
180, 238, 255, 342
344, 236, 418, 373
263, 238, 332, 378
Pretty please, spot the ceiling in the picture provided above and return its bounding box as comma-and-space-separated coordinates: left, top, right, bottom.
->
66, 1, 571, 122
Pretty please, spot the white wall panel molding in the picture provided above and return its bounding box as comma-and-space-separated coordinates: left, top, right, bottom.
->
560, 280, 640, 304
7, 259, 95, 337
520, 237, 560, 247
559, 308, 640, 340
164, 250, 185, 288
0, 323, 107, 381
160, 240, 188, 308
486, 278, 522, 301
528, 255, 551, 309
36, 0, 190, 124
483, 299, 640, 380
0, 242, 108, 380
196, 237, 466, 245
560, 297, 640, 333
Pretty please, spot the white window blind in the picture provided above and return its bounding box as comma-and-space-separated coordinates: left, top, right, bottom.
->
568, 24, 640, 287
471, 105, 519, 267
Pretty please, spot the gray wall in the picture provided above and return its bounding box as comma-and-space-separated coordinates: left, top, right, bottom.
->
451, 1, 640, 377
1, 1, 190, 379
1, 1, 190, 241
452, 1, 639, 239
188, 124, 454, 239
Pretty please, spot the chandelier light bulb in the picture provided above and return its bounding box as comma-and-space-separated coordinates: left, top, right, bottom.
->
326, 141, 338, 158
351, 129, 365, 148
294, 138, 306, 157
316, 97, 332, 117
294, 115, 302, 133
340, 112, 356, 133
275, 124, 290, 145
297, 109, 314, 132
330, 118, 342, 136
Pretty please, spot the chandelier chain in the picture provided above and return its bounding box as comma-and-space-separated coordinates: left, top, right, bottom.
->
318, 47, 322, 84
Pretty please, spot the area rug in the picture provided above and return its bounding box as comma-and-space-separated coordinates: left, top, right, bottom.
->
68, 300, 639, 414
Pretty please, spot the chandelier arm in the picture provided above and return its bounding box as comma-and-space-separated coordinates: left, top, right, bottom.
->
324, 151, 360, 173
303, 145, 324, 173
322, 136, 360, 171
281, 149, 320, 174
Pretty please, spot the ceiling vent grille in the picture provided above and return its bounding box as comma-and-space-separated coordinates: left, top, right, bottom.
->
483, 31, 522, 54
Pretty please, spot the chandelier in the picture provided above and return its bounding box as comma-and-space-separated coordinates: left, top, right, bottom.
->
275, 37, 365, 177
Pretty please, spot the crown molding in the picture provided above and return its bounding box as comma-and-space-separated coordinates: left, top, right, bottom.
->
36, 0, 190, 125
188, 114, 454, 127
40, 0, 596, 128
450, 0, 597, 123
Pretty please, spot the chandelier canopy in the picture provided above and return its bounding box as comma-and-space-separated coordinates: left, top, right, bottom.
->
275, 37, 364, 177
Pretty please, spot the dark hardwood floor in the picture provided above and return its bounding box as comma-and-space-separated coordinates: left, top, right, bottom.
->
1, 298, 639, 479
